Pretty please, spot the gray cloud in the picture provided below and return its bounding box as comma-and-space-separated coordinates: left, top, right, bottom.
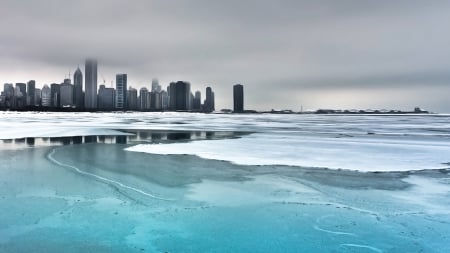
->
0, 0, 450, 111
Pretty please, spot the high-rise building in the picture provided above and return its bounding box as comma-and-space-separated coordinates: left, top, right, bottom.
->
60, 82, 74, 107
41, 85, 51, 107
50, 83, 60, 108
34, 88, 41, 106
233, 84, 244, 113
193, 90, 201, 111
161, 90, 169, 110
204, 86, 215, 112
15, 83, 26, 109
73, 67, 83, 109
27, 80, 35, 106
139, 87, 149, 111
84, 59, 97, 109
115, 74, 127, 110
168, 81, 191, 111
151, 78, 161, 92
127, 87, 138, 110
98, 85, 115, 110
3, 83, 14, 108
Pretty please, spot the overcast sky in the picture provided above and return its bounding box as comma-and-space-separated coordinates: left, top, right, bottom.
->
1, 0, 450, 112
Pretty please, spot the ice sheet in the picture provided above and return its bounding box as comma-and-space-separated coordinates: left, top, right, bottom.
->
126, 132, 450, 172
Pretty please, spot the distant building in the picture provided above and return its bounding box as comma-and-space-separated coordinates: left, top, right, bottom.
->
115, 74, 127, 110
193, 90, 201, 111
169, 81, 191, 111
73, 67, 83, 109
127, 87, 138, 110
98, 84, 115, 110
3, 83, 14, 108
139, 87, 149, 111
15, 83, 27, 109
84, 59, 97, 109
160, 90, 169, 110
41, 85, 51, 107
151, 78, 161, 92
233, 84, 244, 113
34, 88, 41, 106
27, 80, 35, 106
50, 83, 60, 108
60, 82, 74, 107
204, 86, 214, 112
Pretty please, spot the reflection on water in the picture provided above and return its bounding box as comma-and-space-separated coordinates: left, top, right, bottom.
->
0, 130, 247, 149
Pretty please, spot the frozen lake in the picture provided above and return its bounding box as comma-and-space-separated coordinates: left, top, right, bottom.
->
0, 112, 449, 252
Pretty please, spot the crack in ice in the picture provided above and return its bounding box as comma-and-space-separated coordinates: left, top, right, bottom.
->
47, 148, 173, 201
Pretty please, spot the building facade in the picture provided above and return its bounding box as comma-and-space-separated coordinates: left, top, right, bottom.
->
233, 84, 244, 113
115, 74, 127, 110
84, 59, 97, 109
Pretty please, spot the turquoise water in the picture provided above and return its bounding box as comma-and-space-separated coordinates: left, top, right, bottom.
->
1, 142, 449, 252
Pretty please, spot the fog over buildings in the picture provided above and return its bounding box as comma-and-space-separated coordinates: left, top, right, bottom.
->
0, 1, 450, 112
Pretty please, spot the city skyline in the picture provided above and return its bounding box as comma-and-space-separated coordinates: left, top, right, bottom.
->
0, 59, 226, 113
0, 1, 450, 112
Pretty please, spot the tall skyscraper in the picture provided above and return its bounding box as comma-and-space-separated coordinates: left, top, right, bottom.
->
27, 80, 35, 106
50, 83, 60, 108
98, 84, 115, 110
204, 86, 215, 112
160, 90, 169, 110
193, 90, 201, 111
73, 67, 83, 109
151, 78, 161, 92
127, 87, 138, 110
168, 81, 191, 111
15, 83, 26, 109
3, 83, 14, 108
233, 84, 244, 113
139, 87, 149, 111
41, 85, 51, 107
84, 59, 97, 109
60, 81, 74, 107
115, 74, 127, 110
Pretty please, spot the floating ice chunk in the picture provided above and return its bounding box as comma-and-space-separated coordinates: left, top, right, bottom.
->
126, 133, 450, 172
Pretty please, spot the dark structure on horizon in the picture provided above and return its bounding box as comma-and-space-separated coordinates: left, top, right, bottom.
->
233, 84, 244, 113
73, 67, 83, 109
169, 81, 191, 111
115, 74, 127, 110
84, 59, 97, 109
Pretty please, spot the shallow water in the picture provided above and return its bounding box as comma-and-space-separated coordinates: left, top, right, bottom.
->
1, 112, 450, 252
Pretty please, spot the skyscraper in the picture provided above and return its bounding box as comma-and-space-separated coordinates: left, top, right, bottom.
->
3, 83, 14, 108
115, 74, 127, 110
98, 84, 115, 110
15, 83, 26, 109
27, 80, 35, 106
60, 81, 74, 107
84, 59, 97, 109
41, 85, 51, 107
127, 87, 138, 110
193, 90, 201, 111
151, 78, 161, 92
139, 87, 149, 111
168, 81, 191, 111
50, 83, 60, 108
73, 67, 83, 109
204, 86, 215, 112
233, 84, 244, 113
